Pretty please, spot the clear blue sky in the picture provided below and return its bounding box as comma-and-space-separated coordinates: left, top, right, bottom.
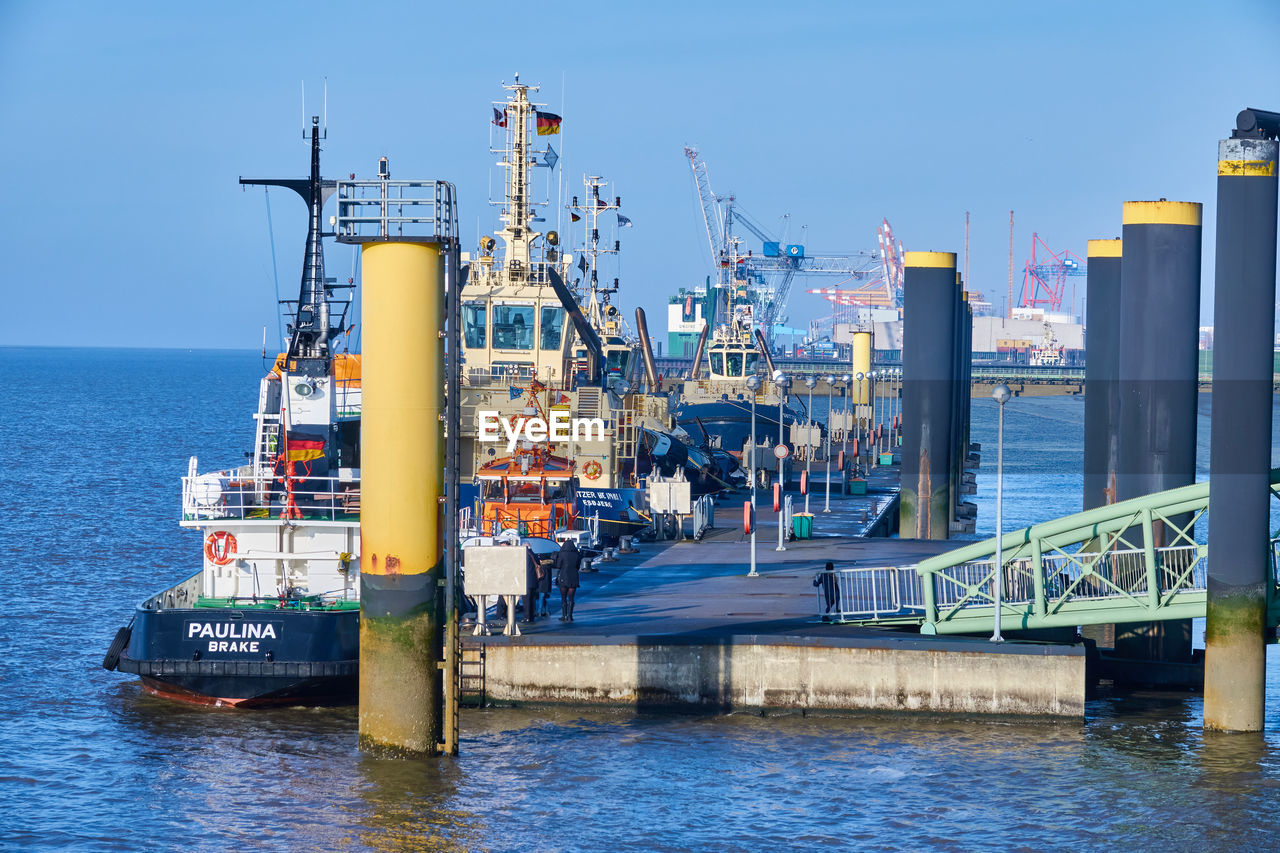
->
2, 0, 1277, 349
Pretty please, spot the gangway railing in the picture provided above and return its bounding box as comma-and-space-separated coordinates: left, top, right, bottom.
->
814, 468, 1280, 633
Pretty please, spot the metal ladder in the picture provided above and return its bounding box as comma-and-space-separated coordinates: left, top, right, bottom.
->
459, 646, 486, 707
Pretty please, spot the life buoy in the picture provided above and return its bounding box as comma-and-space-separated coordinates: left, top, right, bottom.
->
800, 470, 809, 496
743, 501, 753, 534
583, 460, 603, 481
204, 531, 238, 566
773, 483, 781, 513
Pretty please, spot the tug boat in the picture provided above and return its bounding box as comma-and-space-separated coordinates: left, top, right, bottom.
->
457, 80, 675, 491
674, 279, 804, 462
102, 117, 362, 707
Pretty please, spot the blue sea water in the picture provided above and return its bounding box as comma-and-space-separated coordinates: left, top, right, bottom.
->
4, 347, 1280, 852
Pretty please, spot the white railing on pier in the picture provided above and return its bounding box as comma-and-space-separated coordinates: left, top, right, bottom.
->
692, 495, 715, 540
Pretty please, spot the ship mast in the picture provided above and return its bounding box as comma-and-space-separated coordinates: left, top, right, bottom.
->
240, 116, 340, 377
575, 175, 621, 324
495, 80, 545, 282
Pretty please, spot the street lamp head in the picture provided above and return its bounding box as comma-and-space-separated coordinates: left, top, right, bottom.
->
804, 376, 817, 389
992, 383, 1012, 405
772, 368, 787, 383
745, 374, 761, 391
823, 374, 835, 385
867, 370, 877, 380
856, 372, 864, 381
840, 373, 852, 384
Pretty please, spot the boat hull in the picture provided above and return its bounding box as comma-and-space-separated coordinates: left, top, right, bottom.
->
675, 399, 805, 457
115, 603, 359, 707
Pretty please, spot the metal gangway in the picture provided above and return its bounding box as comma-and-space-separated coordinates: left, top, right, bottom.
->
817, 470, 1280, 634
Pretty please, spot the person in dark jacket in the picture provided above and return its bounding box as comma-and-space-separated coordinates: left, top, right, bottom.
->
813, 561, 842, 619
523, 546, 540, 623
537, 550, 553, 617
555, 539, 583, 622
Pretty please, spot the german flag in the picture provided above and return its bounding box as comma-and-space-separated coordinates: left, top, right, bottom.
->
285, 430, 326, 462
535, 111, 562, 136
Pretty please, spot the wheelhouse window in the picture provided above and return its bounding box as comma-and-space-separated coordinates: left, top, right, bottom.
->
710, 352, 725, 375
726, 351, 744, 377
745, 352, 760, 374
463, 304, 487, 349
493, 304, 535, 350
606, 349, 629, 375
540, 306, 564, 350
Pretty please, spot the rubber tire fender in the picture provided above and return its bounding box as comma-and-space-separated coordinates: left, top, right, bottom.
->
102, 625, 132, 671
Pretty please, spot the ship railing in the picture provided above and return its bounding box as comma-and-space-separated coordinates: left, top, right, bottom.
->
333, 378, 362, 417
335, 179, 458, 243
182, 471, 361, 522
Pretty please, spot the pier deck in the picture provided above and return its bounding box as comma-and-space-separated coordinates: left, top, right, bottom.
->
463, 467, 1088, 717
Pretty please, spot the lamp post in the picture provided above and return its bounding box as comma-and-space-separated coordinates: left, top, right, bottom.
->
855, 371, 865, 475
804, 375, 817, 513
839, 372, 852, 479
867, 370, 878, 457
991, 383, 1011, 643
893, 368, 902, 446
823, 373, 835, 513
773, 369, 791, 552
746, 373, 761, 577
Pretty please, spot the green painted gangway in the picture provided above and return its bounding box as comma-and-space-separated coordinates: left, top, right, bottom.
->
825, 469, 1280, 635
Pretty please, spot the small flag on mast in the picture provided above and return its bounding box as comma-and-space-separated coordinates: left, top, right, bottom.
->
535, 111, 562, 135
617, 214, 633, 228
540, 144, 559, 169
492, 108, 508, 127
570, 212, 581, 223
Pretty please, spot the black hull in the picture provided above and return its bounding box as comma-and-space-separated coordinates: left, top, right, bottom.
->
114, 603, 359, 707
675, 400, 806, 458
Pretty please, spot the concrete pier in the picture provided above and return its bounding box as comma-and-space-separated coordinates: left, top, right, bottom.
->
464, 473, 1087, 718
1205, 124, 1279, 732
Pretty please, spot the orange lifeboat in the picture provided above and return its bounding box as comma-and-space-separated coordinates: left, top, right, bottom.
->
476, 447, 578, 538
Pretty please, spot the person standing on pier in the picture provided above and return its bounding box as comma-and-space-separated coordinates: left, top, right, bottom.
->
814, 561, 842, 619
556, 538, 582, 622
523, 546, 540, 623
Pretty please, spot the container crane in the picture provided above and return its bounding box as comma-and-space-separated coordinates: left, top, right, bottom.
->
806, 219, 904, 312
683, 145, 879, 345
1018, 233, 1087, 314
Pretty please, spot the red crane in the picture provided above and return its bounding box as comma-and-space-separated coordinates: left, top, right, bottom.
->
1018, 233, 1086, 313
806, 218, 903, 312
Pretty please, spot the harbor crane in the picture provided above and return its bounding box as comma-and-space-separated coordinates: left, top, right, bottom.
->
684, 145, 879, 344
807, 218, 905, 313
1018, 233, 1087, 314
